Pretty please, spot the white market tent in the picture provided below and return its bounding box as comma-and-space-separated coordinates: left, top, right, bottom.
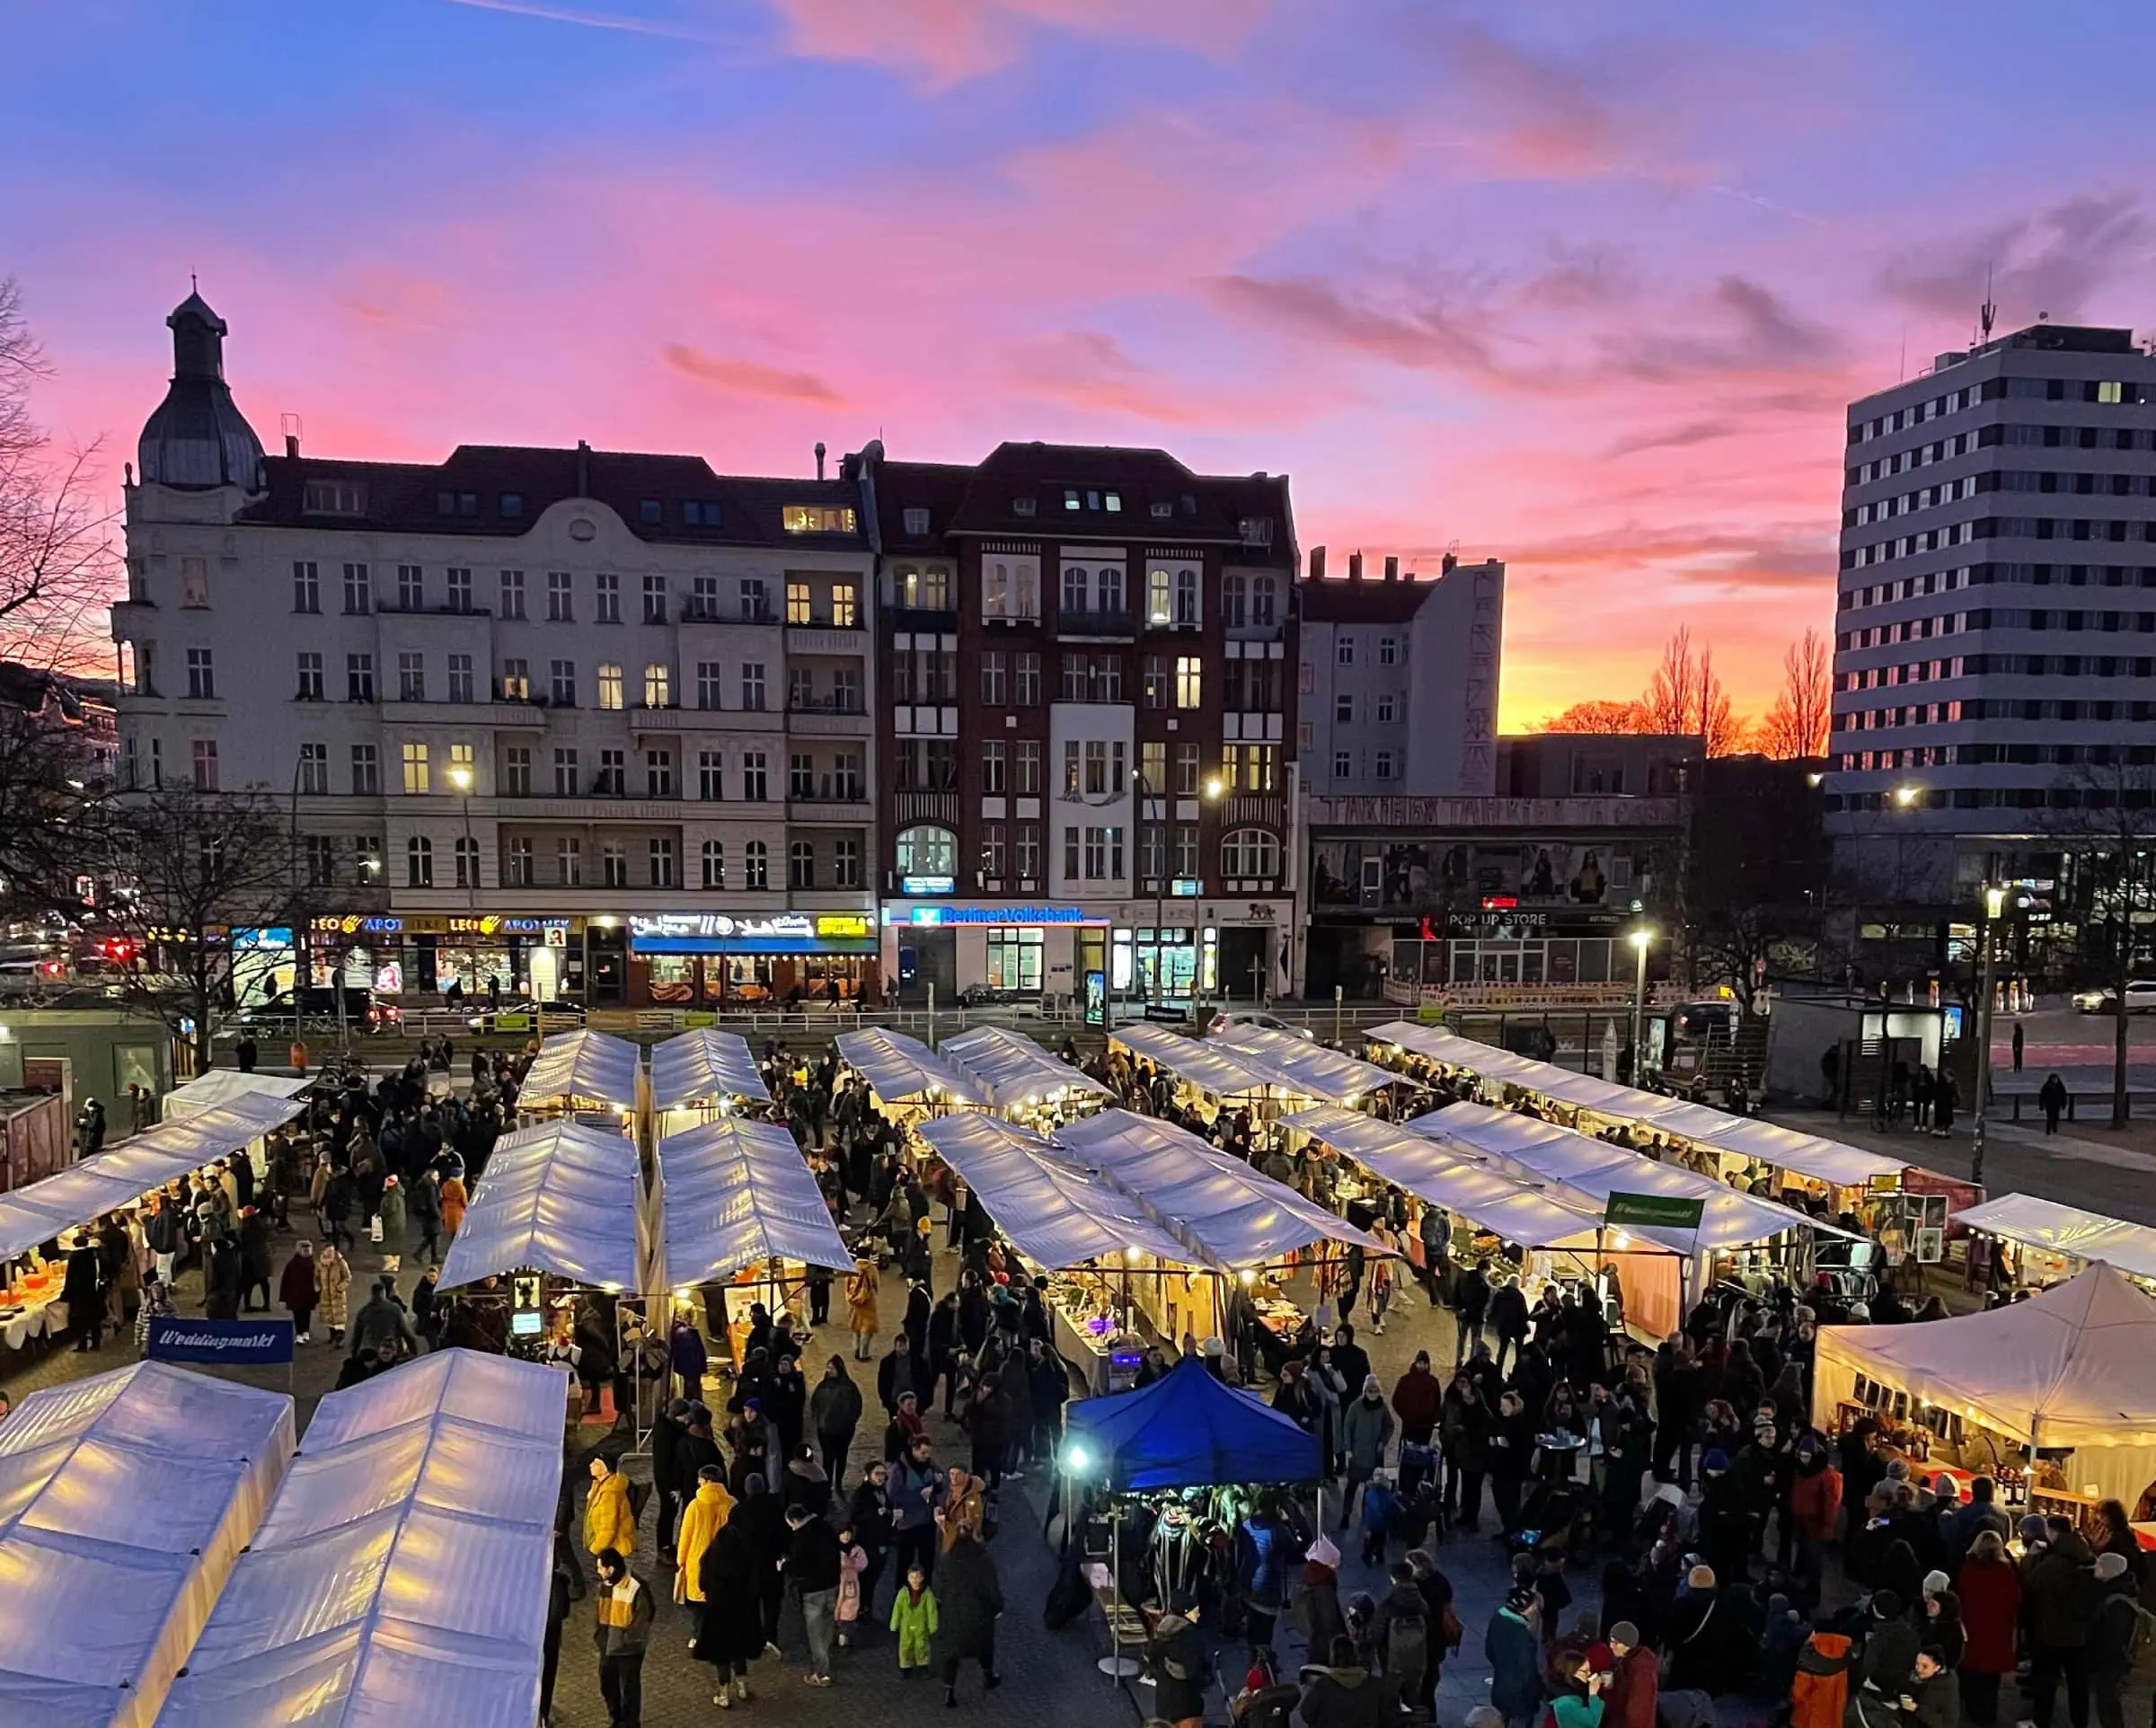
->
1951, 1195, 2156, 1288
1811, 1265, 2156, 1510
158, 1070, 312, 1123
649, 1027, 770, 1112
835, 1027, 988, 1112
941, 1025, 1111, 1116
1216, 1025, 1405, 1106
649, 1117, 853, 1292
0, 1362, 294, 1728
1109, 1023, 1297, 1103
1405, 1100, 1848, 1254
1054, 1108, 1386, 1269
1369, 1019, 1905, 1192
1281, 1105, 1617, 1251
517, 1028, 643, 1114
437, 1119, 645, 1292
0, 1093, 307, 1265
157, 1351, 567, 1728
913, 1113, 1197, 1271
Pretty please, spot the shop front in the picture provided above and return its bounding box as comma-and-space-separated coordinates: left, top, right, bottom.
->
879, 901, 1101, 1002
628, 912, 879, 1006
310, 912, 582, 1001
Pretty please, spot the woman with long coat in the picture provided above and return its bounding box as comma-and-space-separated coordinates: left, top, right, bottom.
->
845, 1261, 880, 1362
933, 1530, 1003, 1706
316, 1242, 352, 1342
696, 1513, 765, 1706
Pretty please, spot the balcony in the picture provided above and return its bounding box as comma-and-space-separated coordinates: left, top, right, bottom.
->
788, 796, 870, 824
786, 696, 870, 736
1055, 606, 1134, 641
389, 700, 544, 726
631, 707, 783, 734
1224, 793, 1286, 828
887, 605, 958, 634
783, 624, 867, 656
682, 603, 777, 628
894, 790, 959, 826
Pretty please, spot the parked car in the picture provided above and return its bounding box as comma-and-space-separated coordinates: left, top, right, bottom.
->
464, 998, 587, 1034
238, 985, 401, 1036
1204, 1008, 1314, 1041
2073, 980, 2156, 1014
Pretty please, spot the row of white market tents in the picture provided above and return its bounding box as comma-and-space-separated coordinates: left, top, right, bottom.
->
1109, 1021, 1403, 1112
1368, 1020, 1911, 1193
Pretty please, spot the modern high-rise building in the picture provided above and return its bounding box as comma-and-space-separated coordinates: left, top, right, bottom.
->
1827, 320, 2156, 921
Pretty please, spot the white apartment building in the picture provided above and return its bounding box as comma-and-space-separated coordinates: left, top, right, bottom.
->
116, 293, 880, 1008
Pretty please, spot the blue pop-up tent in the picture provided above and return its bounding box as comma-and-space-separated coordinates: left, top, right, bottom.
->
1064, 1356, 1322, 1490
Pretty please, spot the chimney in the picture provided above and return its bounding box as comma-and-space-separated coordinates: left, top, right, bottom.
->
1348, 551, 1365, 582
1309, 546, 1327, 579
1441, 551, 1458, 575
815, 441, 827, 480
284, 434, 300, 459
1383, 555, 1400, 582
575, 439, 590, 496
279, 411, 302, 459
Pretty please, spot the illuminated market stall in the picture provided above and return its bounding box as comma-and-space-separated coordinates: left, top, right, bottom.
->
835, 1027, 989, 1124
913, 1112, 1198, 1393
649, 1116, 853, 1364
1811, 1265, 2156, 1522
1107, 1023, 1307, 1125
157, 1070, 312, 1124
649, 1027, 771, 1138
1951, 1194, 2156, 1292
515, 1028, 644, 1131
1215, 1022, 1414, 1109
157, 1350, 567, 1728
0, 1361, 295, 1727
941, 1024, 1111, 1128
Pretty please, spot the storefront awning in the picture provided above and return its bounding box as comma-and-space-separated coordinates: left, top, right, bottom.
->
650, 1118, 854, 1290
649, 1027, 770, 1110
941, 1026, 1111, 1115
1109, 1023, 1297, 1101
1405, 1100, 1850, 1252
0, 1362, 294, 1727
158, 1070, 312, 1123
1951, 1194, 2156, 1286
1216, 1024, 1404, 1106
437, 1120, 645, 1292
1280, 1105, 1622, 1251
835, 1027, 988, 1109
0, 1093, 307, 1265
158, 1351, 565, 1728
517, 1028, 642, 1113
1053, 1108, 1386, 1269
912, 1113, 1197, 1272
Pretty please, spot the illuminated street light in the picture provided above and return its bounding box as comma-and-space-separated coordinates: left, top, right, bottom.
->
1895, 784, 1921, 807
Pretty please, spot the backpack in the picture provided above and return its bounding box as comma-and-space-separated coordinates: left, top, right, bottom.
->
1385, 1606, 1429, 1680
2122, 1598, 2156, 1667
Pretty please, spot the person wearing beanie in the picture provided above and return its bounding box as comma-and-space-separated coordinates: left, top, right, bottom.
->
1668, 1565, 1745, 1697
1604, 1621, 1658, 1728
1487, 1587, 1544, 1728
1922, 1569, 1952, 1603
1856, 1590, 1921, 1712
1696, 1450, 1753, 1590
2087, 1550, 2140, 1728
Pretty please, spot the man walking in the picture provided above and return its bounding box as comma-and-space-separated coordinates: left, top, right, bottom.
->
592, 1547, 651, 1727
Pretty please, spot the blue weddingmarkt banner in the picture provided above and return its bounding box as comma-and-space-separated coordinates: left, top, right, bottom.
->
146, 1316, 295, 1366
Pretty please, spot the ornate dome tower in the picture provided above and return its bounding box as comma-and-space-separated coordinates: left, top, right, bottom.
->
136, 290, 264, 491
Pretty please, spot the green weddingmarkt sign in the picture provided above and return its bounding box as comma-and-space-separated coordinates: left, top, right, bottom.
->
1603, 1191, 1706, 1230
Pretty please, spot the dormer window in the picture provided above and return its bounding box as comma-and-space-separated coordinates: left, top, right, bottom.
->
1063, 488, 1119, 513
903, 507, 931, 535
303, 478, 367, 516
435, 489, 478, 517
1012, 497, 1038, 516
1150, 501, 1172, 519
782, 505, 854, 533
640, 498, 663, 525
499, 492, 525, 519
684, 500, 722, 527
1238, 516, 1274, 546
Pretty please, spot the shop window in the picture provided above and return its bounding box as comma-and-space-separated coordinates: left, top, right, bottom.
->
985, 927, 1043, 992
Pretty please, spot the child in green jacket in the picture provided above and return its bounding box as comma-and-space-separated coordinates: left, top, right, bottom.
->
889, 1564, 940, 1673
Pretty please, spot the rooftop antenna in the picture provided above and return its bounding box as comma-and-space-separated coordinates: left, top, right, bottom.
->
1897, 325, 1906, 381
1979, 264, 1996, 343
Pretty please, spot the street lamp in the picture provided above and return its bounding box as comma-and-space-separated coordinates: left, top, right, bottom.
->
446, 764, 476, 911
1628, 926, 1654, 1085
1894, 784, 1922, 807
1972, 883, 2006, 1189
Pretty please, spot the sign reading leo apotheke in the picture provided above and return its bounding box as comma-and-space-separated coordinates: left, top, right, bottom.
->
146, 1316, 295, 1365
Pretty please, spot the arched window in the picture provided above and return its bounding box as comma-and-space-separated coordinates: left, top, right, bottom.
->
744, 840, 769, 889
896, 824, 958, 877
406, 835, 433, 887
701, 840, 725, 889
1221, 828, 1279, 878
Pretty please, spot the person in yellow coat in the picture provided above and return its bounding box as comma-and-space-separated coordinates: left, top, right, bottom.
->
846, 1259, 880, 1362
584, 1456, 639, 1560
673, 1465, 735, 1605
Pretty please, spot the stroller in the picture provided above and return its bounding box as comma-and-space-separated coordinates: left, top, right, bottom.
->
1508, 1476, 1590, 1561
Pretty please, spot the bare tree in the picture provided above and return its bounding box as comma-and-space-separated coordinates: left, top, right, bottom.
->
1536, 628, 1751, 754
1534, 698, 1648, 734
92, 786, 300, 1071
2047, 759, 2156, 1129
1759, 629, 1833, 760
0, 278, 118, 669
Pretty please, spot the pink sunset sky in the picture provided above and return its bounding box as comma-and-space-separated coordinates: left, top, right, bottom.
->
8, 0, 2153, 726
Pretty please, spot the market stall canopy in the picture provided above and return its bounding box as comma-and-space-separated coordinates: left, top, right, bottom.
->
1054, 1108, 1387, 1268
1281, 1105, 1624, 1252
1620, 1104, 1910, 1190
1811, 1265, 2156, 1509
1216, 1025, 1404, 1106
835, 1027, 989, 1109
1406, 1100, 1849, 1252
651, 1118, 853, 1291
941, 1025, 1111, 1115
158, 1070, 312, 1123
1366, 1021, 1550, 1083
158, 1351, 566, 1728
1109, 1023, 1293, 1100
0, 1362, 294, 1728
1951, 1195, 2156, 1287
1065, 1354, 1322, 1489
912, 1113, 1196, 1271
0, 1092, 307, 1265
517, 1028, 642, 1112
649, 1027, 770, 1110
437, 1120, 644, 1292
